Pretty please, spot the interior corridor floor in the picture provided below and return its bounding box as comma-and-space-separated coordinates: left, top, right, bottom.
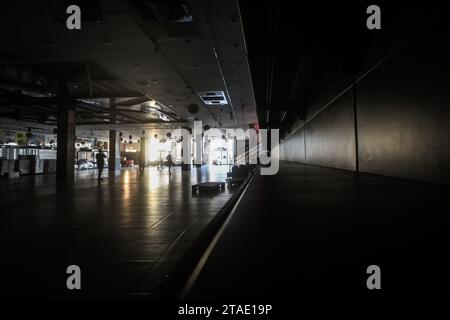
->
188, 161, 450, 299
0, 165, 234, 299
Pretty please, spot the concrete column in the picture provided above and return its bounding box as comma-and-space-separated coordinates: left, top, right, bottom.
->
194, 137, 203, 167
145, 138, 151, 165
193, 122, 203, 167
140, 137, 148, 166
181, 144, 191, 171
56, 106, 75, 181
171, 141, 177, 159
109, 97, 120, 171
109, 130, 120, 171
245, 138, 249, 165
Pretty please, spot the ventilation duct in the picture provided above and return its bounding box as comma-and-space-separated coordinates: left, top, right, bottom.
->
198, 91, 228, 106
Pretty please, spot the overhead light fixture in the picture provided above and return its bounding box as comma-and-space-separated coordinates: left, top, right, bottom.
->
198, 91, 228, 106
141, 100, 158, 112
141, 102, 171, 122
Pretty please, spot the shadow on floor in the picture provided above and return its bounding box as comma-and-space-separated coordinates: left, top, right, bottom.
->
188, 162, 450, 299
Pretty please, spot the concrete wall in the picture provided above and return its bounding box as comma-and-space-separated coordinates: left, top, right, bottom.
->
280, 31, 450, 184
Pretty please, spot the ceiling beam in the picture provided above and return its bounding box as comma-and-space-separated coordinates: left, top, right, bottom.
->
75, 121, 188, 130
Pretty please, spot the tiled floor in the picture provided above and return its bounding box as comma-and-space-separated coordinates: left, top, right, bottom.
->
0, 165, 234, 298
188, 161, 450, 299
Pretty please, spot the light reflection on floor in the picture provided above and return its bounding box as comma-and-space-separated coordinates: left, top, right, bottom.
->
0, 164, 235, 298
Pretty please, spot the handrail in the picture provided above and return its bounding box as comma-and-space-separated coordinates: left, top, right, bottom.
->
153, 165, 258, 299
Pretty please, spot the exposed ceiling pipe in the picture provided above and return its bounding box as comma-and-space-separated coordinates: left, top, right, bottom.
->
199, 0, 239, 128
280, 58, 312, 125
76, 121, 188, 130
75, 102, 144, 123
236, 0, 259, 120
0, 82, 55, 98
287, 58, 312, 104
264, 0, 280, 128
266, 56, 275, 108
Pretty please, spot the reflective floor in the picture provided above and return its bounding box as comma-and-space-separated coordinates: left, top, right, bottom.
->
0, 165, 234, 298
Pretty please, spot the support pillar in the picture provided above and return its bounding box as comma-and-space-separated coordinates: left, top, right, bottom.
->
109, 97, 120, 171
109, 130, 120, 171
194, 137, 203, 167
140, 137, 148, 167
193, 122, 203, 167
181, 144, 191, 171
245, 138, 249, 165
56, 106, 75, 181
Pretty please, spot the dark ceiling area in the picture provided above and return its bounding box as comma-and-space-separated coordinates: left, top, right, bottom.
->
0, 0, 258, 130
238, 1, 447, 130
1, 0, 447, 132
0, 62, 182, 125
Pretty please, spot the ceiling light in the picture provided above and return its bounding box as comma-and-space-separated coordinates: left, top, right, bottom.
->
198, 91, 228, 106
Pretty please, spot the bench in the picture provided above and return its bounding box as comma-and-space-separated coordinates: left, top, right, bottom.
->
192, 182, 226, 194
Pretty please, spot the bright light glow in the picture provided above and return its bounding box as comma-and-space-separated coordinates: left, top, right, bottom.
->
141, 100, 171, 122
125, 146, 137, 153
149, 138, 173, 161
207, 138, 230, 165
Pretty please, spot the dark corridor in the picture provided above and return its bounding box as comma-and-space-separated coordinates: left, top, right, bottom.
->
0, 0, 449, 309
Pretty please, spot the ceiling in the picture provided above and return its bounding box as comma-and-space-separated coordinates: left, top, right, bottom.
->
0, 0, 257, 132
238, 1, 445, 131
239, 1, 375, 130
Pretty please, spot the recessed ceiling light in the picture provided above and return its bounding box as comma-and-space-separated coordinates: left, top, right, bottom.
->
198, 91, 228, 106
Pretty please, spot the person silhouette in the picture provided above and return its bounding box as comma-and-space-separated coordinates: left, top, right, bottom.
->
96, 149, 107, 181
139, 151, 145, 174
166, 152, 173, 175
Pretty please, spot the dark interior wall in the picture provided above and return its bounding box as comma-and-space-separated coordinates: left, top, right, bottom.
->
282, 124, 305, 163
280, 30, 450, 184
357, 36, 450, 184
305, 92, 355, 171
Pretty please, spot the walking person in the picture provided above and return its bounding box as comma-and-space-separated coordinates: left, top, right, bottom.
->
166, 151, 173, 175
158, 155, 163, 171
139, 151, 145, 174
96, 149, 107, 181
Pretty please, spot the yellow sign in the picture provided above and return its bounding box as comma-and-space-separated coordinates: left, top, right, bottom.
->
16, 132, 27, 145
